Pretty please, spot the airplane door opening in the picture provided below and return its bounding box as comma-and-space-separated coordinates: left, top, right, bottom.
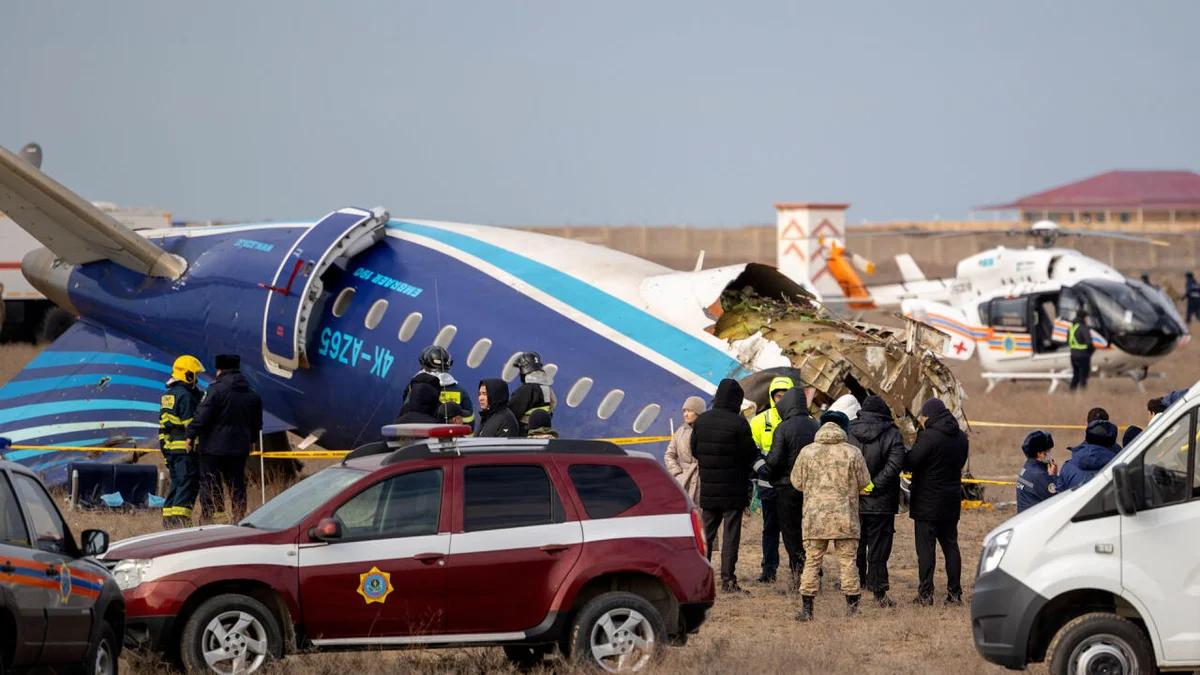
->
261, 207, 388, 378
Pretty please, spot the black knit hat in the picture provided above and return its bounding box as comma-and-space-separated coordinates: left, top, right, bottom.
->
919, 398, 947, 417
861, 395, 891, 417
215, 354, 240, 370
819, 410, 850, 433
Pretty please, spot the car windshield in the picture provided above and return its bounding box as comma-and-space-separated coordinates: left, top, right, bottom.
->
239, 467, 366, 531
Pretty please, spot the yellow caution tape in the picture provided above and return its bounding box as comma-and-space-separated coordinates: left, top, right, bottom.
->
597, 436, 672, 445
971, 421, 1132, 432
899, 472, 1015, 487
259, 451, 348, 459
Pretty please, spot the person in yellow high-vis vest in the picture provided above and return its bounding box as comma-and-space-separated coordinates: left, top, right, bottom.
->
160, 355, 204, 529
1068, 309, 1096, 392
749, 376, 794, 583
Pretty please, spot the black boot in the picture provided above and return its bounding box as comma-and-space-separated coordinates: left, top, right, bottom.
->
796, 595, 815, 622
874, 591, 896, 608
846, 594, 861, 617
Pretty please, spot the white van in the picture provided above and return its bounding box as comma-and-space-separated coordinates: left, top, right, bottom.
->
971, 383, 1200, 674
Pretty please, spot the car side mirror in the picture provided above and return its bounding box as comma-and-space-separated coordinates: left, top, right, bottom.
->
81, 529, 110, 557
1112, 463, 1138, 516
309, 517, 343, 542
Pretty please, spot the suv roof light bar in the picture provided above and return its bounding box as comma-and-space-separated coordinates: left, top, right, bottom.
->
381, 424, 474, 439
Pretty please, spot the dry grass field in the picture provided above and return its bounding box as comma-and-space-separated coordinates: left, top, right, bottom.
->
5, 337, 1199, 674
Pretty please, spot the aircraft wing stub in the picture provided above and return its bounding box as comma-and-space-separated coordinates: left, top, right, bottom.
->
0, 144, 186, 279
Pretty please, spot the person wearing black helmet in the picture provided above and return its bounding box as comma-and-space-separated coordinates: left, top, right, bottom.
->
401, 345, 475, 426
509, 351, 557, 435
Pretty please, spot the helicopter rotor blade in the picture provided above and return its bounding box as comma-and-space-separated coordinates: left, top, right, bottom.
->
1058, 229, 1170, 247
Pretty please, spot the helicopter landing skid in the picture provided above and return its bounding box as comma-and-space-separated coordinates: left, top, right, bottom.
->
983, 368, 1163, 394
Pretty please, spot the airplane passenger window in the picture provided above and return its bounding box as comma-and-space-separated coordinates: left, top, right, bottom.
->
632, 404, 661, 433
597, 389, 625, 420
332, 288, 356, 318
364, 299, 389, 330
467, 338, 492, 368
398, 312, 422, 342
433, 325, 457, 349
566, 378, 594, 408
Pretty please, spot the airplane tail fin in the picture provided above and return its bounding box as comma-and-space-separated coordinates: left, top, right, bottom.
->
895, 254, 927, 283
0, 144, 185, 279
0, 320, 293, 487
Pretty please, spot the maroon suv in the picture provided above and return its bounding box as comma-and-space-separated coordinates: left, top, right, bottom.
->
102, 425, 715, 673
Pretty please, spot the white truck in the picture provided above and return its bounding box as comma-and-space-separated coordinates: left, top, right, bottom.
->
971, 383, 1200, 674
1, 143, 172, 342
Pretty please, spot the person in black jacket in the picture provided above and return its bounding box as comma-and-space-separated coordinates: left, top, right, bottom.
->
476, 379, 519, 438
906, 398, 969, 605
187, 354, 263, 524
393, 383, 440, 424
759, 386, 819, 588
691, 379, 758, 593
847, 396, 906, 607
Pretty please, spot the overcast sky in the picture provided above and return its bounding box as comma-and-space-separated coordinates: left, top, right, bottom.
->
3, 1, 1197, 225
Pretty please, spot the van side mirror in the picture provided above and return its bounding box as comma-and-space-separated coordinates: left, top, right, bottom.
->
81, 529, 110, 557
309, 517, 343, 542
1112, 464, 1138, 516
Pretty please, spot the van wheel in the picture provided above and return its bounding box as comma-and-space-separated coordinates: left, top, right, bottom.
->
180, 594, 283, 675
1047, 612, 1155, 675
569, 592, 666, 673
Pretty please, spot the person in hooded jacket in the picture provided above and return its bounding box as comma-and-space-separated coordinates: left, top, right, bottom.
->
187, 354, 263, 524
691, 379, 759, 593
905, 398, 969, 606
790, 410, 872, 621
393, 383, 441, 424
749, 376, 795, 584
761, 387, 820, 588
1015, 431, 1058, 513
848, 396, 906, 607
665, 396, 706, 505
1057, 420, 1119, 490
476, 379, 519, 438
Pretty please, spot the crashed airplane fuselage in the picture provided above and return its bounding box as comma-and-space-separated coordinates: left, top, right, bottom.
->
0, 143, 967, 482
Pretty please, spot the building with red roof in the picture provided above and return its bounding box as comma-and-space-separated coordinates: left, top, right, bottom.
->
979, 170, 1200, 228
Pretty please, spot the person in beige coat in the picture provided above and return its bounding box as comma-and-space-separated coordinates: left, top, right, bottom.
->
665, 396, 706, 504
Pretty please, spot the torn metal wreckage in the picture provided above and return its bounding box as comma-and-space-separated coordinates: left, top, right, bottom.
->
711, 287, 968, 443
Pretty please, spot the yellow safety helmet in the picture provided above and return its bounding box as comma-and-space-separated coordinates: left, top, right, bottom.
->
172, 355, 205, 384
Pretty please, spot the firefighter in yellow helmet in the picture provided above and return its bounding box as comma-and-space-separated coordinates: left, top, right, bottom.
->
749, 375, 795, 583
160, 355, 204, 528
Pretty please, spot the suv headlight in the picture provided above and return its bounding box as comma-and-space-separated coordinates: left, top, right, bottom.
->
978, 529, 1013, 577
111, 559, 153, 591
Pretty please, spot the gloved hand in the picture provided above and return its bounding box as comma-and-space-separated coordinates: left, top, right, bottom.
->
860, 481, 875, 495
756, 463, 771, 482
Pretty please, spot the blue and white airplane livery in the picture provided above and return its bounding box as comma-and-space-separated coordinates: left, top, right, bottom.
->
0, 144, 813, 485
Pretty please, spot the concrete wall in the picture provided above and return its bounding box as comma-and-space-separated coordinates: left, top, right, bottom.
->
514, 221, 1200, 285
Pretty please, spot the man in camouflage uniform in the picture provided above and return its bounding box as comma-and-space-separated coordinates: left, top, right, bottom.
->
790, 409, 872, 621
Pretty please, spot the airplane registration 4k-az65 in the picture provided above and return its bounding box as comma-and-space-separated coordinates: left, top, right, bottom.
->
0, 143, 965, 484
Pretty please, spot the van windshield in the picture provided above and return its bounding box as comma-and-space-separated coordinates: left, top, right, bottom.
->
240, 467, 366, 531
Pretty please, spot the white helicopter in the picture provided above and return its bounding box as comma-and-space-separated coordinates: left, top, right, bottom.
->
831, 220, 1188, 392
